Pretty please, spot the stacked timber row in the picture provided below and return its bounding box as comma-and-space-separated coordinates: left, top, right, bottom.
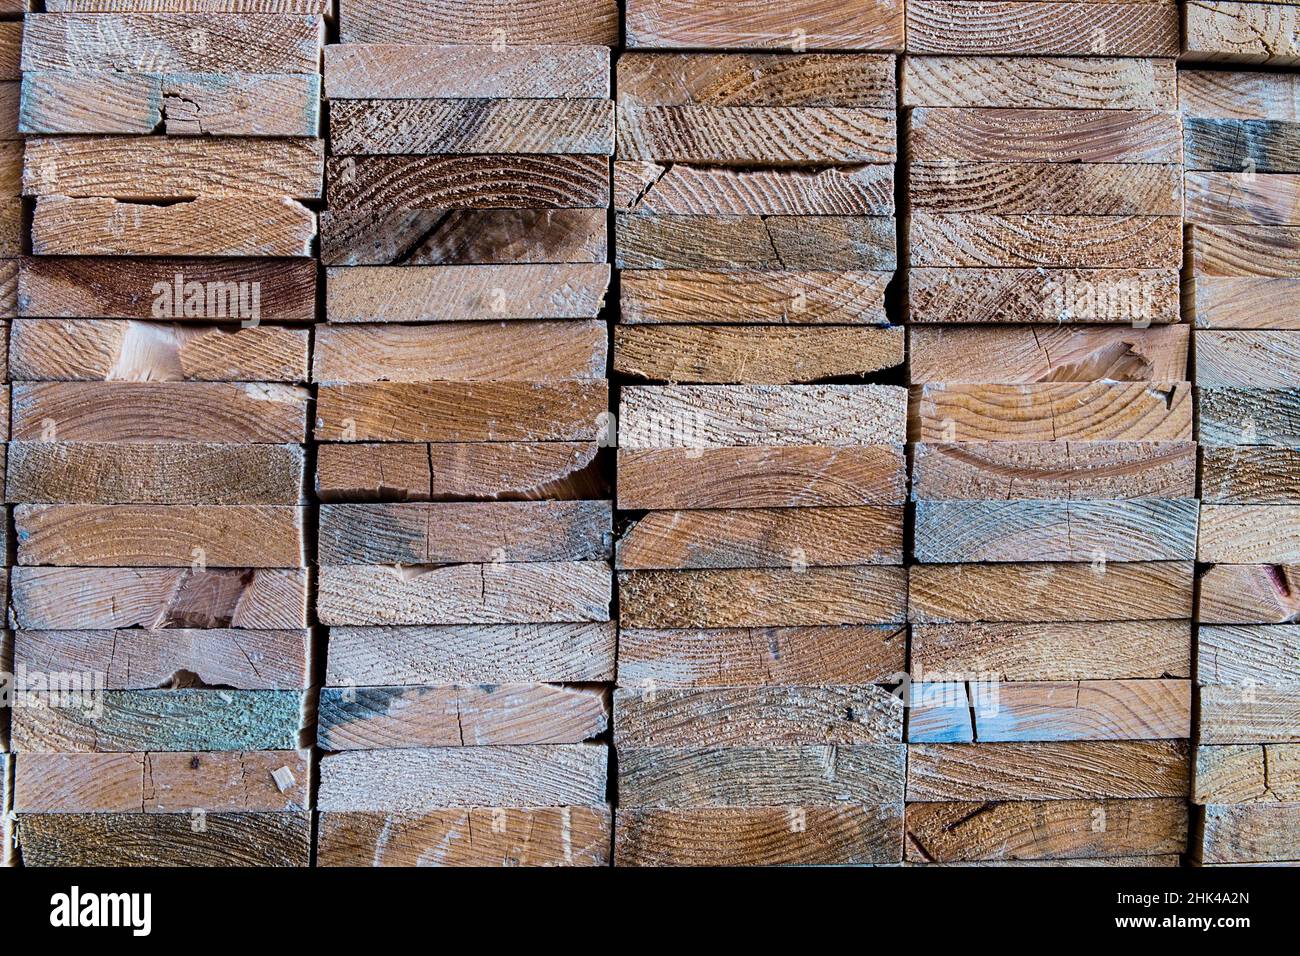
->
313, 0, 618, 867
1181, 69, 1300, 866
612, 5, 909, 867
1182, 1, 1298, 66
901, 36, 1193, 861
8, 5, 323, 866
0, 2, 20, 870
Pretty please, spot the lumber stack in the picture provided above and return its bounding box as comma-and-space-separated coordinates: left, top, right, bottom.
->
8, 3, 322, 866
313, 0, 617, 867
613, 6, 908, 866
0, 2, 19, 870
1182, 69, 1300, 866
0, 1, 1292, 871
1183, 1, 1299, 65
902, 47, 1191, 863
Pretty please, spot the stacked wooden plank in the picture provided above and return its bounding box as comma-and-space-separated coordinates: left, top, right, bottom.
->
613, 5, 909, 864
1, 752, 9, 867
902, 48, 1192, 863
8, 3, 322, 866
0, 1, 20, 870
0, 8, 18, 296
1183, 1, 1299, 66
625, 0, 905, 49
312, 0, 617, 867
0, 7, 16, 356
1182, 69, 1300, 867
908, 0, 1180, 58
